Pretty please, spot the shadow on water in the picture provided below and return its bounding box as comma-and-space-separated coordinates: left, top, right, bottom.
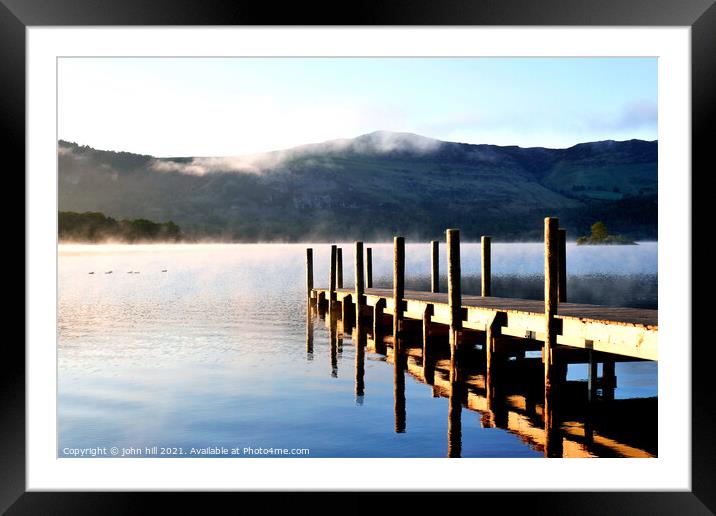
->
308, 301, 657, 458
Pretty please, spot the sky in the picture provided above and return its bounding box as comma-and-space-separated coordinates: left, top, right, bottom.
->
58, 57, 657, 157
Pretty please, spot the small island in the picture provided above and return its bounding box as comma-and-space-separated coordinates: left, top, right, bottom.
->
576, 221, 636, 245
59, 211, 182, 243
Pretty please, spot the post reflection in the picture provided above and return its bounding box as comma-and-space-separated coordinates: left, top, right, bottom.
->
544, 357, 567, 458
393, 339, 407, 434
448, 378, 466, 458
354, 320, 366, 405
329, 310, 338, 378
306, 304, 314, 361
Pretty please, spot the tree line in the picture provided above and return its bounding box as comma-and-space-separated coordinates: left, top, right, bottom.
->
59, 211, 182, 243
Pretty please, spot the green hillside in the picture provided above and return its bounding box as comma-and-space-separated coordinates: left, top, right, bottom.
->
58, 131, 657, 241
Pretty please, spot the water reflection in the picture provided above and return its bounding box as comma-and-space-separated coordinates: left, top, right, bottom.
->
313, 305, 657, 459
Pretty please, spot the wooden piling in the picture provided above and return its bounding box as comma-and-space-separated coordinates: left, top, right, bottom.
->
543, 217, 559, 445
355, 241, 365, 322
336, 247, 343, 289
366, 247, 373, 288
431, 240, 439, 293
447, 229, 461, 349
422, 304, 435, 384
558, 228, 567, 303
329, 244, 337, 312
603, 360, 616, 401
481, 236, 491, 297
373, 298, 386, 351
485, 312, 505, 407
587, 350, 598, 403
341, 294, 353, 325
393, 236, 405, 340
306, 248, 314, 304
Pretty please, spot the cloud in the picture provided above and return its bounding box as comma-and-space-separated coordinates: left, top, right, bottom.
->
614, 100, 658, 130
148, 131, 443, 176
581, 100, 658, 133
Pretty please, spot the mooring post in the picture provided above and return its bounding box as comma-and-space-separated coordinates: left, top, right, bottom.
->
393, 236, 405, 340
336, 247, 343, 289
355, 241, 365, 323
431, 240, 439, 293
481, 236, 491, 297
558, 228, 567, 303
447, 229, 462, 350
329, 244, 337, 313
543, 217, 559, 449
366, 247, 373, 288
306, 248, 314, 305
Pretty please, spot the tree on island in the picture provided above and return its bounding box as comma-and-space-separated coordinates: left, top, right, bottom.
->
576, 221, 635, 245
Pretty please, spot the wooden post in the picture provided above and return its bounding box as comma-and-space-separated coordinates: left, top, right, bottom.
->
587, 350, 598, 403
336, 247, 343, 289
543, 217, 559, 450
341, 294, 352, 325
329, 245, 337, 313
485, 312, 504, 410
422, 304, 435, 384
431, 240, 439, 293
447, 229, 461, 349
366, 247, 373, 288
481, 236, 491, 297
355, 241, 365, 322
393, 236, 405, 340
306, 248, 314, 304
558, 228, 567, 303
602, 360, 616, 401
374, 298, 386, 352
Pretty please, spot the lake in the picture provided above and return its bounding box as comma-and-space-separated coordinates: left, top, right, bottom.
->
58, 242, 657, 458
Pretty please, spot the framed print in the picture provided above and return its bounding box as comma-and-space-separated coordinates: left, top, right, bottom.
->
7, 0, 713, 512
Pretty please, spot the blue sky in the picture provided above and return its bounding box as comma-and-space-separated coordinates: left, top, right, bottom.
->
58, 57, 657, 157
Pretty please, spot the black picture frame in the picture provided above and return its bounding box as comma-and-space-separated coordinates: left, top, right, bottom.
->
6, 0, 711, 512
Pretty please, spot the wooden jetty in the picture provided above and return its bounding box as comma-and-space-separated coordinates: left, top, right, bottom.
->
304, 217, 657, 458
306, 217, 657, 362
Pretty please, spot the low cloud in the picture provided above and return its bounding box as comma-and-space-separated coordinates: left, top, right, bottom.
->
148, 130, 443, 176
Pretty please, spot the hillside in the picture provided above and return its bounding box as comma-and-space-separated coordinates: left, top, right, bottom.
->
58, 131, 657, 241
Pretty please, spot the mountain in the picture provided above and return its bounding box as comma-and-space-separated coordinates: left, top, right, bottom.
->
58, 131, 657, 241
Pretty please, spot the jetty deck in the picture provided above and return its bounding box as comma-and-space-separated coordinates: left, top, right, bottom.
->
312, 287, 658, 361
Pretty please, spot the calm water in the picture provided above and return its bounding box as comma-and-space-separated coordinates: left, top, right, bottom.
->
58, 242, 657, 458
